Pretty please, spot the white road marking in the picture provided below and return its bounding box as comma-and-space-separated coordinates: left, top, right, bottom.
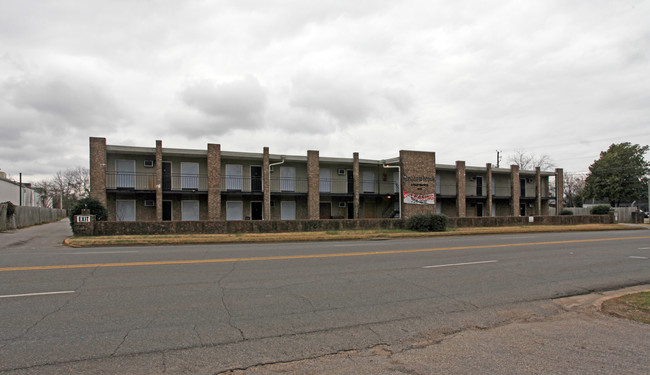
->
499, 236, 536, 239
638, 247, 650, 250
0, 291, 76, 299
423, 260, 498, 269
629, 256, 648, 259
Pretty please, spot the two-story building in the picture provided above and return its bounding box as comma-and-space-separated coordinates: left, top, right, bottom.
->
89, 137, 562, 222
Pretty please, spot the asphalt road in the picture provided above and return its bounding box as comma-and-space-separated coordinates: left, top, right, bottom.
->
0, 221, 649, 374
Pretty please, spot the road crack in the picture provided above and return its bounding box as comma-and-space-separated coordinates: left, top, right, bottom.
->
218, 262, 245, 341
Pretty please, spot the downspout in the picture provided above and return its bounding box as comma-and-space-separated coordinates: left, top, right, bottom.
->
269, 156, 286, 189
382, 161, 401, 219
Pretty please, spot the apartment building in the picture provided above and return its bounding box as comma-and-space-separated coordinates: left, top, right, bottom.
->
89, 138, 562, 222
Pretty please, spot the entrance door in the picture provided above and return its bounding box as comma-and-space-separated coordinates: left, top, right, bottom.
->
476, 176, 483, 196
251, 201, 263, 220
476, 202, 483, 217
163, 200, 172, 221
520, 203, 526, 216
347, 170, 354, 193
251, 166, 262, 192
319, 202, 331, 219
520, 178, 526, 197
162, 162, 172, 191
347, 202, 354, 219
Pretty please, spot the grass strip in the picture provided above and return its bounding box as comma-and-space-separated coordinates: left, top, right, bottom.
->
64, 224, 636, 248
601, 292, 650, 324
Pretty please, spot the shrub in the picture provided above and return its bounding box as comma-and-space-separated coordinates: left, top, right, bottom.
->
69, 197, 108, 227
407, 213, 448, 232
590, 205, 611, 215
560, 209, 573, 215
2, 201, 16, 218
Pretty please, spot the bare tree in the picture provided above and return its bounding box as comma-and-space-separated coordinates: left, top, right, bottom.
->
564, 173, 586, 207
507, 149, 555, 171
34, 167, 90, 209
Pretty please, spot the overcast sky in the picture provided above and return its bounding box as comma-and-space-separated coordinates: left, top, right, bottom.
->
1, 0, 649, 182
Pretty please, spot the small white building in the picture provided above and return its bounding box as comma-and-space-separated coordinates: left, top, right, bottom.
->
0, 171, 48, 207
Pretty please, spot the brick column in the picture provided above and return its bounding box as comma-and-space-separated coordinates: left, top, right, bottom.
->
486, 163, 493, 217
353, 152, 360, 219
535, 167, 542, 215
207, 143, 221, 220
399, 150, 436, 219
555, 168, 564, 215
263, 147, 271, 220
511, 165, 520, 216
455, 161, 466, 217
156, 140, 163, 221
89, 137, 107, 208
307, 150, 320, 220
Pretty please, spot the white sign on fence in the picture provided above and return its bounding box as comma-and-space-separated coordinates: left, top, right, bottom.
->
76, 215, 91, 223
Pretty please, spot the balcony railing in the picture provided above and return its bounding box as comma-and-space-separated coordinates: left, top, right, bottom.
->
221, 176, 263, 193
319, 178, 352, 194
270, 178, 308, 193
165, 174, 208, 191
106, 172, 156, 190
437, 183, 456, 195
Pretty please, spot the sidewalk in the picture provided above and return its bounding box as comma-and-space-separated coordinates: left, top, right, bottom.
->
0, 219, 72, 250
223, 286, 650, 375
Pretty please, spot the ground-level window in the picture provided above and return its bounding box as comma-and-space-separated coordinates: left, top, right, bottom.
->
182, 200, 199, 221
116, 199, 136, 221
281, 200, 296, 220
226, 201, 243, 221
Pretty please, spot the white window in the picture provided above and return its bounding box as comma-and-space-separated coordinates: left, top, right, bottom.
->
116, 200, 136, 221
492, 177, 496, 195
319, 168, 331, 192
181, 162, 199, 189
226, 164, 243, 191
116, 159, 135, 188
362, 171, 375, 193
226, 201, 243, 221
280, 166, 296, 192
436, 174, 441, 194
181, 200, 199, 221
491, 203, 496, 217
281, 200, 296, 220
436, 202, 442, 214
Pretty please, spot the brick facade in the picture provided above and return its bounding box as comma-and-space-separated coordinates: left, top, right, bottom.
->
89, 138, 560, 225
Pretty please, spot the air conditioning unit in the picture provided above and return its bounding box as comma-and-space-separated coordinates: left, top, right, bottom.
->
337, 169, 346, 175
144, 160, 154, 168
527, 178, 534, 183
338, 202, 346, 208
144, 200, 155, 207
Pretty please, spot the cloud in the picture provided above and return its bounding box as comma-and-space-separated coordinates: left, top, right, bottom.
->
288, 72, 413, 126
176, 76, 267, 137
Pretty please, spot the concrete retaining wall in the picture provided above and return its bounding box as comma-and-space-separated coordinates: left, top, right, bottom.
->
0, 203, 67, 231
77, 214, 613, 236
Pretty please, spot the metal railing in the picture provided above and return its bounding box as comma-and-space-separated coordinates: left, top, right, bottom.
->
221, 176, 264, 193
270, 178, 308, 193
106, 172, 156, 190
165, 174, 208, 191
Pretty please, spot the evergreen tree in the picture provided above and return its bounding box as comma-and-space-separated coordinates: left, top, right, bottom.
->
584, 143, 649, 206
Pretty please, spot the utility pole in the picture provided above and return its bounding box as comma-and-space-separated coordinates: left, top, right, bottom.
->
496, 150, 502, 168
19, 173, 22, 206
